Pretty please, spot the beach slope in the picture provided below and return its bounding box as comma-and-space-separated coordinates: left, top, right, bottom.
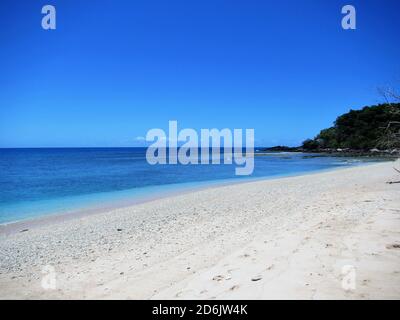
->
0, 161, 399, 299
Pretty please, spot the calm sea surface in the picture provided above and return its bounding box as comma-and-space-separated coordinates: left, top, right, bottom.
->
0, 148, 383, 223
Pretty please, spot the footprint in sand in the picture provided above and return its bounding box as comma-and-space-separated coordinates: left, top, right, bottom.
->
266, 264, 274, 271
175, 291, 182, 298
362, 279, 371, 285
386, 243, 400, 249
212, 275, 225, 282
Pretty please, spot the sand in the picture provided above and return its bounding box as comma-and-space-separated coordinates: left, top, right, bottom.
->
0, 160, 399, 299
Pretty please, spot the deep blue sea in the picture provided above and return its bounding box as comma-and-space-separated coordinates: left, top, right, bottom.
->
0, 148, 382, 224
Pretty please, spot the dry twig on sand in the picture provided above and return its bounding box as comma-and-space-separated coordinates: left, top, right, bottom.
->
387, 167, 400, 184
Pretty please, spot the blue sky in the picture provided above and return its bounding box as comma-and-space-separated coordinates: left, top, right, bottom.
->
0, 0, 399, 147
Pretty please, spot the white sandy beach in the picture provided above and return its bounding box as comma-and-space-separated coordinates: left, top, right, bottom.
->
0, 160, 399, 299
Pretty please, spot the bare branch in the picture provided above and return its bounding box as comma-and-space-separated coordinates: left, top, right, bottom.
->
377, 85, 400, 103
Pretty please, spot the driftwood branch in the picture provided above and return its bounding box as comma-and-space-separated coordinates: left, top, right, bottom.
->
387, 167, 400, 184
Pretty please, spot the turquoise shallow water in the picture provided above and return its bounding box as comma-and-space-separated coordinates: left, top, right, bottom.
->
0, 148, 384, 224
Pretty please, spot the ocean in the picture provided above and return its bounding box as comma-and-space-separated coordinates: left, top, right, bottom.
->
0, 148, 382, 224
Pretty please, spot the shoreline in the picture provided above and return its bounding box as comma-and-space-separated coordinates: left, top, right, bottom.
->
0, 159, 388, 234
0, 160, 399, 299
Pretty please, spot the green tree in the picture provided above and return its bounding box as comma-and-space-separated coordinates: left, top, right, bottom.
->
303, 103, 400, 150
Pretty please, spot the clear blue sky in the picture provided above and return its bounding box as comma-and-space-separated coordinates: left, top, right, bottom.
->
1, 0, 399, 147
